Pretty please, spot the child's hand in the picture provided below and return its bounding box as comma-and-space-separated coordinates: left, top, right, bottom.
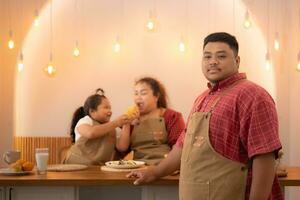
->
114, 114, 130, 127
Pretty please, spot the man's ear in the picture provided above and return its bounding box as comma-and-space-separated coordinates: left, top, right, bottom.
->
236, 56, 240, 69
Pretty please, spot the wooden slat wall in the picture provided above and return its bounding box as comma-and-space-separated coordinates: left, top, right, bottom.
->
13, 136, 72, 164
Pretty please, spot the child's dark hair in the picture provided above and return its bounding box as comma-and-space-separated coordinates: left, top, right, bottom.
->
70, 88, 106, 143
135, 77, 168, 108
203, 32, 239, 56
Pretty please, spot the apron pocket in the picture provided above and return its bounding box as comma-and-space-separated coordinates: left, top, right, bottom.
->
179, 180, 209, 200
181, 133, 194, 162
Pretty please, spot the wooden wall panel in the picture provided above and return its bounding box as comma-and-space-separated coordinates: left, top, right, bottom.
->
13, 136, 72, 164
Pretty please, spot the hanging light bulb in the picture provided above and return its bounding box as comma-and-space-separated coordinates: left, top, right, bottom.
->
44, 64, 56, 76
113, 37, 121, 53
8, 30, 14, 49
265, 51, 271, 71
17, 52, 24, 72
73, 47, 80, 57
8, 39, 15, 49
73, 40, 80, 57
145, 11, 157, 32
178, 36, 186, 53
34, 9, 40, 27
146, 19, 154, 31
179, 41, 185, 52
44, 53, 57, 77
296, 51, 300, 72
243, 10, 251, 29
274, 32, 280, 51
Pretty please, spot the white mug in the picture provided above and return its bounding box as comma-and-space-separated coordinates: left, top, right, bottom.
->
3, 150, 21, 164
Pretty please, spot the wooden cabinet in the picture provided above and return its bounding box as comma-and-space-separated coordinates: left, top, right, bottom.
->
1, 186, 178, 200
0, 187, 4, 200
78, 185, 179, 200
6, 186, 76, 200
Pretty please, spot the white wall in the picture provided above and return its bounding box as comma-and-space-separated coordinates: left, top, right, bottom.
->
283, 0, 300, 199
15, 0, 273, 137
0, 0, 17, 167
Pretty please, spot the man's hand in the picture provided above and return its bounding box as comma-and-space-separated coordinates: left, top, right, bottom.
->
126, 145, 182, 185
126, 167, 158, 185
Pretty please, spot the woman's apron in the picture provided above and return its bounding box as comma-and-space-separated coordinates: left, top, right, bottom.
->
63, 121, 116, 165
131, 110, 170, 165
180, 82, 248, 200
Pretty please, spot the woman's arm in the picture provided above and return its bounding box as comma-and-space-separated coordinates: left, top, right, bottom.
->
116, 124, 131, 152
77, 115, 128, 139
116, 110, 139, 152
164, 109, 185, 146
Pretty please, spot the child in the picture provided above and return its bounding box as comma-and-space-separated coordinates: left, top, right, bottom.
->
63, 88, 129, 165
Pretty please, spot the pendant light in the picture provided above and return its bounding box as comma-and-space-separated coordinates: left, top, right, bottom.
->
296, 51, 300, 72
178, 36, 186, 53
113, 36, 121, 53
145, 0, 159, 32
243, 9, 251, 29
33, 0, 41, 27
17, 0, 25, 72
265, 51, 271, 71
265, 0, 272, 70
44, 0, 57, 77
8, 30, 15, 49
72, 0, 80, 57
113, 0, 124, 53
274, 32, 280, 51
17, 53, 24, 72
178, 0, 188, 53
7, 0, 14, 49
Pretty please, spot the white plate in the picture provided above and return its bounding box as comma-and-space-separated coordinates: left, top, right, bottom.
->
105, 160, 145, 169
0, 168, 32, 176
47, 164, 88, 172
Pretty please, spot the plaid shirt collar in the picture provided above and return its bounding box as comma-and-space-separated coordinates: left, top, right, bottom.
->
207, 72, 247, 92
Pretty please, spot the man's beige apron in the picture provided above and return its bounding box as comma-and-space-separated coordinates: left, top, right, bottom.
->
131, 110, 170, 165
180, 83, 248, 200
63, 120, 116, 165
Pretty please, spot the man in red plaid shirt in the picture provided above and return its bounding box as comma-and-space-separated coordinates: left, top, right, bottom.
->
127, 32, 283, 200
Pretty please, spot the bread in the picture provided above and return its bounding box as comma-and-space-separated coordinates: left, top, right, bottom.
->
10, 159, 34, 172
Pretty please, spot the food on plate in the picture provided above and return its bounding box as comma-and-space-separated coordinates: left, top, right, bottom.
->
125, 106, 139, 118
22, 161, 34, 171
10, 159, 34, 172
10, 162, 23, 172
117, 159, 137, 166
15, 159, 26, 166
105, 160, 145, 169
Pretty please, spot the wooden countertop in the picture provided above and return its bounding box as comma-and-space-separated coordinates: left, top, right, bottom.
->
278, 167, 300, 187
0, 166, 299, 187
0, 166, 178, 186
